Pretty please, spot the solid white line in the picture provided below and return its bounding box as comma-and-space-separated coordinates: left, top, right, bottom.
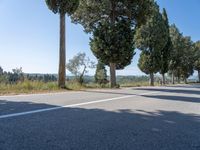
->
0, 91, 159, 119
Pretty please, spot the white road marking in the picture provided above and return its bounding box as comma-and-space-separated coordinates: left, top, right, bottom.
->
0, 91, 159, 119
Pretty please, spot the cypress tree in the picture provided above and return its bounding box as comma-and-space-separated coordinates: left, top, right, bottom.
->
72, 0, 154, 88
95, 60, 108, 84
159, 8, 172, 85
135, 3, 168, 86
90, 19, 135, 87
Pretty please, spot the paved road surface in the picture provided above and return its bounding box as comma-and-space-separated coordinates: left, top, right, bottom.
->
0, 85, 200, 150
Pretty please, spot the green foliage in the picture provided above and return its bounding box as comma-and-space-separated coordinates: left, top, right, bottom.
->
138, 52, 159, 74
0, 66, 3, 75
179, 36, 195, 79
0, 81, 60, 95
169, 24, 182, 73
169, 24, 195, 81
27, 74, 57, 82
72, 0, 154, 32
90, 19, 135, 69
90, 17, 136, 88
45, 0, 80, 88
135, 3, 168, 52
194, 41, 200, 71
0, 67, 57, 84
72, 0, 154, 88
117, 75, 149, 87
120, 81, 150, 87
66, 52, 95, 84
159, 8, 172, 75
135, 3, 168, 75
85, 82, 110, 89
1, 67, 25, 84
95, 61, 108, 84
66, 80, 84, 90
117, 75, 149, 83
45, 0, 79, 15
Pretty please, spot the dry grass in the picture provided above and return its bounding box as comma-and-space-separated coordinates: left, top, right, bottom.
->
0, 81, 63, 95
0, 80, 163, 95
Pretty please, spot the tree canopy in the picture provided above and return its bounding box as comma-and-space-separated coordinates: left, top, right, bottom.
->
138, 51, 154, 75
194, 41, 200, 71
159, 8, 172, 84
66, 52, 95, 84
179, 36, 194, 81
45, 0, 80, 88
169, 25, 195, 83
71, 0, 154, 32
71, 0, 154, 88
45, 0, 79, 15
95, 60, 108, 84
134, 3, 168, 85
169, 25, 182, 68
90, 19, 135, 69
194, 41, 200, 82
134, 4, 168, 54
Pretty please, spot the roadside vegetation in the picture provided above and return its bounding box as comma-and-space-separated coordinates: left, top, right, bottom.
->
1, 0, 200, 95
44, 0, 200, 88
0, 65, 196, 95
0, 66, 147, 95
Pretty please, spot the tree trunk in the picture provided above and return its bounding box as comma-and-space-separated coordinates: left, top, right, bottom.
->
58, 13, 66, 88
79, 65, 86, 85
109, 1, 117, 88
198, 70, 200, 83
172, 71, 175, 84
149, 73, 154, 86
162, 73, 165, 85
177, 76, 181, 84
177, 70, 181, 84
110, 63, 116, 88
184, 78, 187, 84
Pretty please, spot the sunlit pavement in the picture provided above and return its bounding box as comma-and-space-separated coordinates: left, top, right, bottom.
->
0, 85, 199, 150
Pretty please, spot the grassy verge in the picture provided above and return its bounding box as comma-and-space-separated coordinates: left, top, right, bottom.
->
120, 81, 150, 87
0, 81, 62, 95
0, 80, 94, 95
0, 80, 162, 95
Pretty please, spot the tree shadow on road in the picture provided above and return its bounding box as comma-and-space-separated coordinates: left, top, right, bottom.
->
0, 99, 199, 150
142, 94, 200, 103
166, 85, 200, 89
0, 99, 58, 116
135, 87, 200, 96
82, 85, 200, 97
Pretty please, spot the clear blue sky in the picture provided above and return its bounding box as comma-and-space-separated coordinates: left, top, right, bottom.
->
0, 0, 200, 75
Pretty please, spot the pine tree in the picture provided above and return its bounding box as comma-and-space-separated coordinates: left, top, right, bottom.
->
45, 0, 79, 88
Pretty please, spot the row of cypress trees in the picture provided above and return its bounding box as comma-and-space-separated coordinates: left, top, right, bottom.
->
45, 0, 200, 88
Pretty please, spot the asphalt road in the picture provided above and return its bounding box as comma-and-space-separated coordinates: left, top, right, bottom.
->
0, 85, 200, 150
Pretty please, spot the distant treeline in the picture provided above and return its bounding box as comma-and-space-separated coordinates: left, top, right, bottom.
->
117, 76, 149, 84
0, 67, 57, 84
0, 66, 155, 85
67, 75, 151, 84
